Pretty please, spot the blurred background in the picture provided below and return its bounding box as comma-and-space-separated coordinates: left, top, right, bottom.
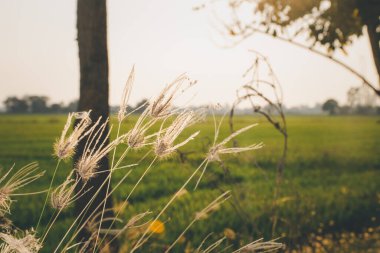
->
0, 0, 379, 252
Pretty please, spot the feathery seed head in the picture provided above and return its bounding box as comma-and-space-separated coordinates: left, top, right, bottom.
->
126, 110, 155, 149
118, 66, 135, 122
54, 111, 92, 160
149, 74, 195, 119
207, 124, 263, 162
154, 141, 170, 158
76, 156, 99, 182
75, 120, 126, 181
0, 231, 42, 253
50, 176, 78, 210
126, 130, 145, 149
154, 111, 200, 158
0, 163, 44, 214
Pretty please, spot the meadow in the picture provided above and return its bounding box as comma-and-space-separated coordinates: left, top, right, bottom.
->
0, 114, 379, 252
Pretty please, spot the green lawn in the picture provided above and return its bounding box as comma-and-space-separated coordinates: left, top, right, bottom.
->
0, 114, 379, 252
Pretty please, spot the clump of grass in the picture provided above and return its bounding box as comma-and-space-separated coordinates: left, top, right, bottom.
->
0, 67, 283, 252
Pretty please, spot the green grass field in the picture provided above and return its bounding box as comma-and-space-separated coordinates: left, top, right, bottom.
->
0, 114, 379, 252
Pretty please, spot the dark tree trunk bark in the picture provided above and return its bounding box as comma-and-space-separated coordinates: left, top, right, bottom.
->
75, 0, 118, 251
361, 0, 380, 96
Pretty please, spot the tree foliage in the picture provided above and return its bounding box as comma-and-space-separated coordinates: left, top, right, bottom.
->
201, 0, 380, 95
224, 0, 378, 51
3, 97, 29, 113
322, 98, 339, 115
250, 0, 366, 51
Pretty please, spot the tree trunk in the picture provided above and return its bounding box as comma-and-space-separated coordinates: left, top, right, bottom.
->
361, 0, 380, 96
75, 0, 118, 251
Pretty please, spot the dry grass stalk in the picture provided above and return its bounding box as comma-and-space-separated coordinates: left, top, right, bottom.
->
55, 170, 133, 253
193, 123, 263, 189
75, 209, 124, 252
199, 237, 226, 253
229, 52, 288, 235
154, 111, 200, 158
50, 174, 79, 211
118, 66, 135, 123
0, 163, 44, 214
54, 111, 92, 160
126, 109, 156, 149
149, 74, 195, 119
195, 191, 231, 220
1, 69, 284, 253
75, 120, 126, 181
207, 124, 263, 163
232, 238, 284, 253
0, 231, 42, 253
166, 192, 231, 253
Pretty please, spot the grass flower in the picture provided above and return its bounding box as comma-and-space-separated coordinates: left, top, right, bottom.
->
0, 163, 44, 214
149, 74, 195, 119
50, 174, 79, 211
154, 111, 200, 158
54, 111, 92, 160
0, 231, 42, 253
193, 123, 263, 189
75, 120, 126, 181
118, 66, 134, 122
126, 109, 156, 149
207, 124, 263, 162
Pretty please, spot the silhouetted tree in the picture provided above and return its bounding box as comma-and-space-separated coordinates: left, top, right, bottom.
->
50, 103, 63, 113
322, 99, 339, 115
25, 96, 49, 113
3, 97, 28, 113
74, 0, 117, 251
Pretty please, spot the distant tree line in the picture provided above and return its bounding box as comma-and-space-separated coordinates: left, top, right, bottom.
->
322, 98, 380, 115
3, 96, 78, 114
3, 95, 151, 114
3, 94, 378, 115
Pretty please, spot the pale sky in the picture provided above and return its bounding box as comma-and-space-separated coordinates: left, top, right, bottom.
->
0, 0, 378, 108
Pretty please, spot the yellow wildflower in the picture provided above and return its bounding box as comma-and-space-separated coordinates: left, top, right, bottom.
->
224, 228, 236, 240
148, 220, 165, 234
